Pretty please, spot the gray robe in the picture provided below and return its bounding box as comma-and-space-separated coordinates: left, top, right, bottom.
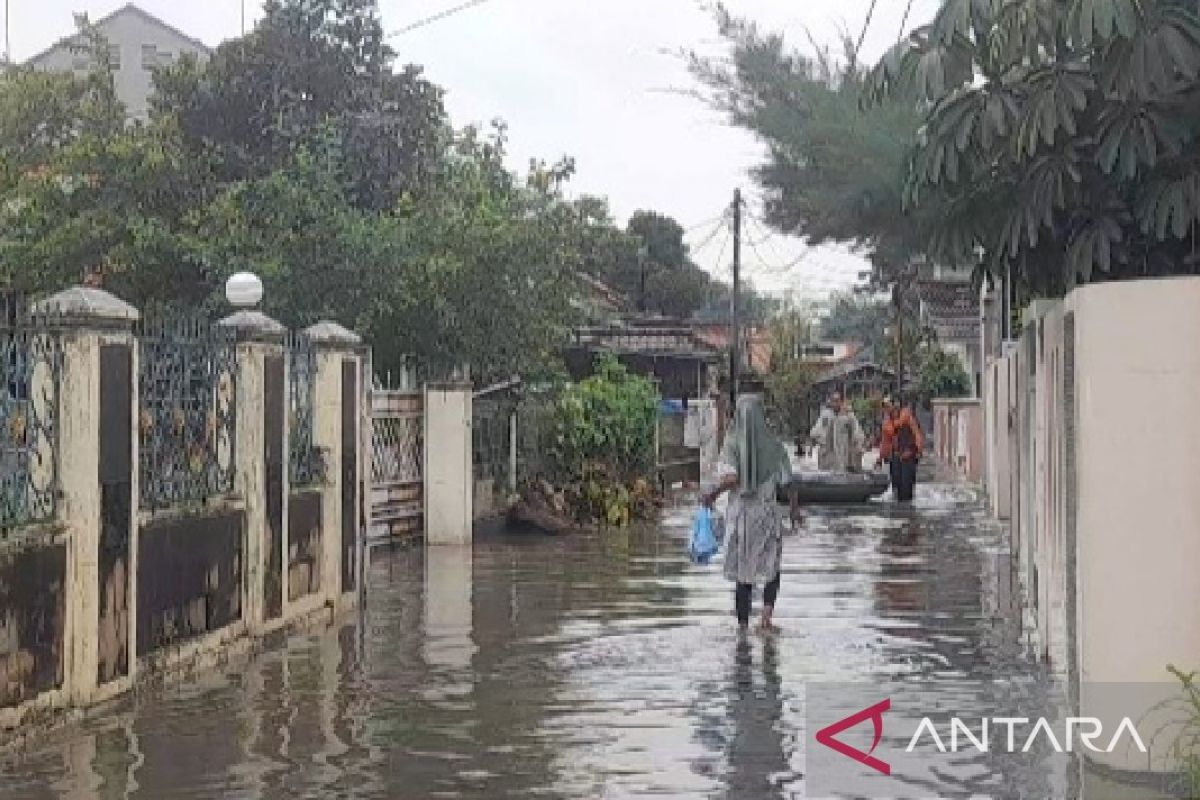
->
717, 438, 791, 585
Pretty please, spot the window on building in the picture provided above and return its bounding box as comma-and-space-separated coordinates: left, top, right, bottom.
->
142, 45, 176, 70
107, 43, 121, 69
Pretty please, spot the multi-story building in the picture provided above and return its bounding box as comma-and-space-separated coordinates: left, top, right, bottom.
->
26, 4, 210, 120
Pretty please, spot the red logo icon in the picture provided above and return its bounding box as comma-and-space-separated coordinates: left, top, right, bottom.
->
815, 699, 891, 776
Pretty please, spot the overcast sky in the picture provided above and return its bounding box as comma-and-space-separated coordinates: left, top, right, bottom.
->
7, 0, 941, 300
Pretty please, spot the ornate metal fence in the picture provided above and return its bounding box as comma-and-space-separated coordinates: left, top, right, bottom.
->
0, 314, 62, 533
287, 332, 321, 486
137, 318, 238, 511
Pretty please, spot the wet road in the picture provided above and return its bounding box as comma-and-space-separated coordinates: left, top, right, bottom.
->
0, 483, 1059, 799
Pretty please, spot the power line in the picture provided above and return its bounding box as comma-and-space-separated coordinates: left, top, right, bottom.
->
708, 227, 732, 277
743, 215, 813, 273
684, 211, 727, 234
688, 215, 728, 253
746, 237, 812, 274
390, 0, 493, 37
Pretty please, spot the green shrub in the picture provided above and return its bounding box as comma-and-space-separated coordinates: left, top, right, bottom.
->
918, 350, 972, 401
1167, 665, 1200, 797
545, 357, 658, 525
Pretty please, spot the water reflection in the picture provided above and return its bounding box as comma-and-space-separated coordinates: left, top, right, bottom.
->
0, 483, 1123, 799
723, 635, 793, 798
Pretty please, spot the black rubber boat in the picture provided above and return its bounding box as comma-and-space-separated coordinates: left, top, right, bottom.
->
777, 471, 890, 504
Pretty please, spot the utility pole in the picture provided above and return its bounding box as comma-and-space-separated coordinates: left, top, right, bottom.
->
241, 0, 246, 35
896, 285, 904, 398
730, 188, 742, 407
4, 0, 10, 66
892, 275, 906, 398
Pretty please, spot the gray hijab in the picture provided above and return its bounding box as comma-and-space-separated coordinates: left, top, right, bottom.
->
726, 394, 788, 492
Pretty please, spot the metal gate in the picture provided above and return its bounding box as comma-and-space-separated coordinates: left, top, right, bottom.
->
369, 378, 423, 542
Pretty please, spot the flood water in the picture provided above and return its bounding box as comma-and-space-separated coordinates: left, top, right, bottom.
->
0, 484, 1080, 799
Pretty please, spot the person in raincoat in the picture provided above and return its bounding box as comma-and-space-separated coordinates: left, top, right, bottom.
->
808, 392, 840, 470
809, 393, 865, 472
830, 398, 866, 472
702, 393, 800, 632
878, 395, 924, 502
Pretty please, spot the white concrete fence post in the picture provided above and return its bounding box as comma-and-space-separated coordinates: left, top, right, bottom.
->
37, 287, 140, 707
218, 310, 287, 635
303, 322, 364, 611
424, 382, 473, 546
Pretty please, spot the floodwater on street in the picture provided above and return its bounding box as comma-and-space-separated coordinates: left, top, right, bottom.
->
0, 483, 1079, 799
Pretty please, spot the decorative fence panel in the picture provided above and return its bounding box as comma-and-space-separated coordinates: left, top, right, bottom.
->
287, 332, 321, 487
369, 377, 423, 541
137, 319, 238, 511
0, 318, 62, 535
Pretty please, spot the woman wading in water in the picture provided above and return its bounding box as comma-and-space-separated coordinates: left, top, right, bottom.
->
703, 393, 801, 632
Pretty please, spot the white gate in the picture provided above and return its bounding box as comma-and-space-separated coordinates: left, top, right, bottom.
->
370, 379, 423, 542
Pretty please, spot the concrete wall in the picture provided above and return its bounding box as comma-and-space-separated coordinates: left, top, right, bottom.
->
982, 276, 1200, 774
1071, 279, 1200, 677
930, 399, 983, 483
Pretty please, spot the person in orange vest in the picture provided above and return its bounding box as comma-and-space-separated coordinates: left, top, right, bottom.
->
877, 396, 924, 503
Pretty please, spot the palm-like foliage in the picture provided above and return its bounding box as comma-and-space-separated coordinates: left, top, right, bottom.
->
689, 9, 930, 279
867, 0, 1200, 291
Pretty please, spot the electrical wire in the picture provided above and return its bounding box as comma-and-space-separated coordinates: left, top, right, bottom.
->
391, 0, 494, 36
747, 236, 813, 274
684, 211, 727, 234
742, 214, 813, 273
686, 213, 729, 253
707, 227, 733, 277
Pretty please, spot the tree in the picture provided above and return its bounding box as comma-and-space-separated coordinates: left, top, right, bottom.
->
152, 0, 446, 211
866, 0, 1200, 293
0, 33, 207, 298
918, 349, 972, 400
690, 7, 929, 286
764, 308, 818, 438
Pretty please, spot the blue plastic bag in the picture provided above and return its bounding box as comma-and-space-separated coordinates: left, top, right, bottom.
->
689, 505, 719, 565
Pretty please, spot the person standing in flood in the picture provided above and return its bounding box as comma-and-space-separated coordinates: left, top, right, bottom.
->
808, 392, 840, 470
830, 397, 866, 472
879, 396, 923, 502
703, 393, 800, 632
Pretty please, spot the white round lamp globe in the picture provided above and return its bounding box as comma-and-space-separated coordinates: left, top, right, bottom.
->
225, 272, 264, 308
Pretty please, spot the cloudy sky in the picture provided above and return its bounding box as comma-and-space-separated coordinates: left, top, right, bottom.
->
7, 0, 941, 300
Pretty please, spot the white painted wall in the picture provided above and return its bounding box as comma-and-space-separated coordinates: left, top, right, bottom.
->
1071, 278, 1200, 683
982, 277, 1200, 774
424, 388, 473, 546
29, 7, 210, 120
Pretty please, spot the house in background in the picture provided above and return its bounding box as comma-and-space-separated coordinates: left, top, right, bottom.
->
914, 260, 982, 396
26, 4, 211, 120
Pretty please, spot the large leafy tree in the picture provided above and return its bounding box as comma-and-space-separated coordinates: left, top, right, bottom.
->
867, 0, 1200, 292
153, 0, 446, 211
690, 7, 929, 283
